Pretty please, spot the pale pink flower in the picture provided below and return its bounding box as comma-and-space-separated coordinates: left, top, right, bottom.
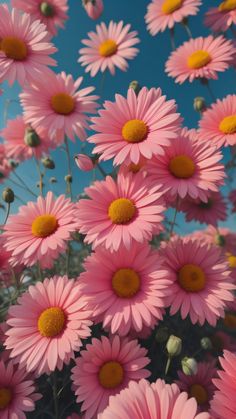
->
190, 226, 236, 254
5, 276, 92, 376
145, 0, 202, 35
204, 3, 236, 33
0, 4, 57, 86
71, 335, 150, 418
11, 0, 69, 36
88, 87, 181, 166
0, 144, 11, 183
75, 154, 94, 171
165, 35, 234, 84
118, 157, 148, 176
20, 71, 98, 142
83, 0, 103, 20
78, 21, 140, 77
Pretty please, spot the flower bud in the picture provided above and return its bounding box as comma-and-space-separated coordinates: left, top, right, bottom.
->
193, 97, 206, 112
24, 127, 41, 148
166, 335, 182, 357
8, 159, 18, 169
200, 337, 213, 350
155, 327, 169, 343
75, 154, 94, 172
129, 80, 142, 96
2, 188, 14, 203
49, 177, 57, 184
215, 234, 226, 247
40, 2, 55, 17
36, 181, 44, 189
83, 0, 104, 20
65, 174, 73, 183
181, 357, 198, 375
41, 157, 55, 170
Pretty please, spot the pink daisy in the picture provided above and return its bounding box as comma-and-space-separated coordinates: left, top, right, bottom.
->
99, 378, 210, 419
20, 71, 98, 142
78, 21, 140, 77
0, 4, 57, 86
211, 350, 236, 418
0, 359, 41, 417
71, 335, 150, 419
179, 192, 227, 226
11, 0, 69, 36
5, 276, 92, 376
165, 35, 234, 84
1, 116, 56, 162
204, 2, 236, 33
229, 189, 236, 212
146, 129, 225, 202
198, 95, 236, 148
190, 226, 236, 254
0, 144, 12, 183
159, 236, 235, 326
3, 191, 79, 269
78, 242, 171, 336
145, 0, 202, 35
77, 171, 166, 251
83, 0, 104, 20
88, 87, 181, 166
118, 157, 148, 177
176, 361, 217, 411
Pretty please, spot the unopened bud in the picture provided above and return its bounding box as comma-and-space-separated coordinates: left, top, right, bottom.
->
200, 337, 213, 350
155, 327, 169, 343
65, 174, 73, 183
129, 80, 142, 96
75, 154, 94, 172
193, 97, 206, 112
181, 357, 198, 375
2, 188, 14, 203
8, 159, 18, 169
49, 177, 57, 184
166, 335, 182, 357
42, 157, 55, 170
215, 234, 226, 247
40, 2, 55, 17
24, 127, 41, 148
36, 181, 44, 189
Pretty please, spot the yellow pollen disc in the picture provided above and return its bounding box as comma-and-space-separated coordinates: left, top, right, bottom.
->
122, 119, 148, 143
108, 198, 136, 225
38, 307, 65, 337
1, 37, 27, 61
227, 254, 236, 269
99, 39, 118, 57
219, 115, 236, 134
128, 163, 142, 173
178, 264, 206, 292
98, 361, 124, 389
0, 388, 12, 410
224, 313, 236, 329
31, 214, 58, 238
51, 93, 75, 115
112, 268, 140, 298
169, 155, 195, 179
190, 384, 208, 405
161, 0, 183, 14
219, 0, 236, 12
187, 50, 212, 69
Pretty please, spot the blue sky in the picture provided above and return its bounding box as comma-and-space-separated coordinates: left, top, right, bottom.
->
0, 0, 235, 232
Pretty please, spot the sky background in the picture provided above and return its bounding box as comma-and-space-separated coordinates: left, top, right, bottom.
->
0, 0, 235, 232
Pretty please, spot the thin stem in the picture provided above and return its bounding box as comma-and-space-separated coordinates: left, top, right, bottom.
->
52, 371, 59, 419
12, 171, 37, 198
35, 158, 44, 197
96, 162, 107, 177
205, 81, 216, 103
169, 28, 175, 50
37, 262, 43, 282
3, 203, 10, 225
182, 22, 192, 39
14, 194, 27, 205
66, 244, 70, 277
168, 198, 179, 239
165, 356, 172, 375
64, 136, 73, 200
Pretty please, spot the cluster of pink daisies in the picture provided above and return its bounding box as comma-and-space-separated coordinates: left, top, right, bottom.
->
0, 1, 236, 418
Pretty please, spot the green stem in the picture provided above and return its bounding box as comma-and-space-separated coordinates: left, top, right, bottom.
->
11, 171, 37, 198
97, 162, 107, 177
165, 356, 172, 375
168, 198, 179, 239
64, 136, 73, 200
35, 158, 44, 197
170, 27, 175, 50
3, 203, 10, 225
66, 244, 70, 277
182, 22, 192, 38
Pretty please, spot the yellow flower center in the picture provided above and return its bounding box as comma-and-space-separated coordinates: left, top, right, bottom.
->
189, 384, 208, 405
227, 254, 236, 269
178, 264, 206, 292
99, 39, 118, 57
38, 307, 66, 337
0, 388, 12, 410
31, 214, 58, 238
169, 155, 195, 179
122, 119, 148, 143
108, 198, 136, 224
128, 163, 143, 173
1, 37, 27, 61
51, 93, 75, 115
219, 115, 236, 134
187, 50, 212, 69
224, 313, 236, 329
112, 268, 140, 298
98, 361, 124, 389
219, 0, 236, 12
161, 0, 183, 14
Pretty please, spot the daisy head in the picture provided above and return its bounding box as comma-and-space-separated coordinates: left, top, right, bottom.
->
20, 71, 98, 142
77, 171, 166, 251
78, 21, 140, 77
165, 35, 235, 84
5, 276, 92, 376
0, 4, 57, 86
88, 87, 181, 166
198, 95, 236, 148
145, 0, 202, 35
160, 236, 235, 326
204, 1, 236, 33
190, 226, 236, 254
71, 335, 150, 418
3, 191, 79, 268
82, 0, 104, 20
0, 144, 12, 183
11, 0, 69, 35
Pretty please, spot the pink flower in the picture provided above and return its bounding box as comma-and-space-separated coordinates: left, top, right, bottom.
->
165, 35, 234, 84
146, 129, 225, 202
71, 335, 150, 418
204, 3, 236, 33
211, 350, 236, 418
190, 226, 236, 254
78, 21, 140, 77
1, 116, 57, 162
67, 414, 83, 419
145, 0, 202, 35
3, 191, 79, 268
159, 236, 235, 326
0, 144, 11, 183
0, 4, 57, 86
100, 378, 210, 419
20, 71, 98, 142
83, 0, 103, 20
11, 0, 68, 36
77, 172, 165, 251
5, 276, 92, 376
229, 189, 236, 212
198, 95, 236, 148
75, 154, 94, 171
78, 242, 171, 336
88, 87, 181, 166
